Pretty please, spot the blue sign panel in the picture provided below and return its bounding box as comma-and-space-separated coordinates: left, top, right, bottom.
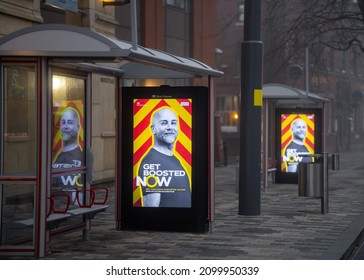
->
44, 0, 78, 13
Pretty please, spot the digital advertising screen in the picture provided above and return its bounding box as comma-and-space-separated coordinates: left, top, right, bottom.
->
120, 86, 209, 232
275, 108, 322, 184
281, 113, 315, 173
133, 98, 192, 208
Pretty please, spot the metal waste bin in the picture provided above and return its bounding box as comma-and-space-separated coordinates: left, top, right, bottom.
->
331, 154, 340, 171
298, 162, 322, 198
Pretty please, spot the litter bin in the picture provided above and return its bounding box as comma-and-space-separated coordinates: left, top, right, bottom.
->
331, 154, 340, 171
298, 162, 322, 198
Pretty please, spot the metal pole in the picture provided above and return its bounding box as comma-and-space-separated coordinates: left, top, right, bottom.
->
130, 0, 138, 50
262, 98, 268, 189
209, 77, 215, 232
238, 0, 263, 215
305, 47, 309, 94
321, 152, 329, 214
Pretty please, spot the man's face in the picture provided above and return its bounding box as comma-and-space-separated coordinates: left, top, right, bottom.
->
61, 109, 79, 142
152, 108, 178, 145
291, 119, 307, 140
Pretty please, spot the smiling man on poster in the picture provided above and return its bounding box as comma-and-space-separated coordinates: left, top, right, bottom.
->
53, 106, 84, 204
137, 107, 191, 208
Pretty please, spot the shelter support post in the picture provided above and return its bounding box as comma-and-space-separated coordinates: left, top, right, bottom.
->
208, 76, 215, 232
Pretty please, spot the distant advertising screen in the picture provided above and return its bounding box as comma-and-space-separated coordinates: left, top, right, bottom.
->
133, 98, 192, 208
281, 113, 315, 173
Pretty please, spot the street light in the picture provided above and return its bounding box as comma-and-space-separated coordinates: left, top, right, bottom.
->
238, 0, 262, 216
103, 0, 130, 6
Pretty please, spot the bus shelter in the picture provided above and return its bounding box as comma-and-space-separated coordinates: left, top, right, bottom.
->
0, 24, 222, 258
262, 83, 330, 187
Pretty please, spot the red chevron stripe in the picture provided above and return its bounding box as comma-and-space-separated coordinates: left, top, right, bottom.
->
307, 125, 314, 136
134, 136, 152, 165
179, 117, 192, 140
134, 198, 142, 207
133, 178, 139, 191
305, 138, 314, 150
175, 141, 192, 166
281, 136, 292, 150
134, 114, 152, 140
281, 123, 291, 136
177, 98, 192, 114
133, 99, 143, 115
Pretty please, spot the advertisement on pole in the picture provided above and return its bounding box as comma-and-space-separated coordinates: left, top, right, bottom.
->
275, 108, 322, 184
120, 86, 209, 232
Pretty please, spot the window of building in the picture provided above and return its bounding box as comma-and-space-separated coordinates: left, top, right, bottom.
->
165, 0, 191, 76
165, 0, 187, 10
216, 95, 239, 133
237, 3, 244, 23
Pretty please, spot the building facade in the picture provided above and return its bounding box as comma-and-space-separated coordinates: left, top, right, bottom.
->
216, 0, 364, 157
0, 0, 218, 183
0, 0, 221, 257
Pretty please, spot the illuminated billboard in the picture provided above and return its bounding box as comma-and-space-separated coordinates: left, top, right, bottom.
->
120, 86, 209, 232
275, 109, 322, 184
281, 113, 315, 173
133, 99, 192, 208
51, 75, 85, 204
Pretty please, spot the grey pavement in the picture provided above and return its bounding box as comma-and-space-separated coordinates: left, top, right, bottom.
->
24, 150, 364, 259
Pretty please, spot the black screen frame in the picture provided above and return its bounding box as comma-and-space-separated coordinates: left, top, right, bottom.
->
275, 108, 323, 184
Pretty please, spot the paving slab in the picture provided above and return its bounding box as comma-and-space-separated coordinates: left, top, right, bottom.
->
6, 150, 364, 260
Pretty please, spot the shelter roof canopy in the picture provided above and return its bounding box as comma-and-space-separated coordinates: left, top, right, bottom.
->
263, 83, 330, 104
0, 24, 223, 79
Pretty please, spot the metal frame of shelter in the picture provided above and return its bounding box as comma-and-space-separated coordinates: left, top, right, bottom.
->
262, 83, 330, 189
0, 24, 223, 258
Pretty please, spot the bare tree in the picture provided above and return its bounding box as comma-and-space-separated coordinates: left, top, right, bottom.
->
263, 0, 364, 83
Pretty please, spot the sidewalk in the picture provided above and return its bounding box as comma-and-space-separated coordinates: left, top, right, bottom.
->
41, 150, 364, 260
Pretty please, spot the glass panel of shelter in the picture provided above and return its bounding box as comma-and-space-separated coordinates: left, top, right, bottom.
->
51, 72, 89, 220
0, 64, 37, 246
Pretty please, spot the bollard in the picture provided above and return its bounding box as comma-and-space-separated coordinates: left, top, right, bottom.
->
236, 156, 239, 193
224, 143, 228, 166
322, 153, 329, 214
331, 154, 340, 171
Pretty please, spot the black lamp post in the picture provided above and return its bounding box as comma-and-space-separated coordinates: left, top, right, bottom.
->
238, 0, 263, 215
